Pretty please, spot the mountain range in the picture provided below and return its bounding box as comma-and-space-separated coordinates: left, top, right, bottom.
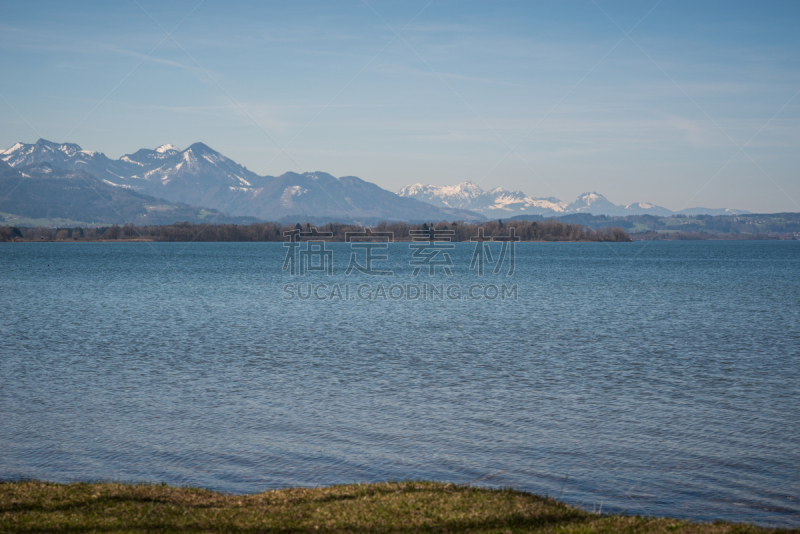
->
1, 139, 750, 225
1, 139, 482, 224
396, 182, 750, 218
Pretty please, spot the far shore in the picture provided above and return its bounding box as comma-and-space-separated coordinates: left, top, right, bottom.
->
1, 219, 632, 243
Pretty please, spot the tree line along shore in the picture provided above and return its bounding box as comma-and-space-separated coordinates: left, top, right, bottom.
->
0, 480, 790, 534
631, 230, 796, 241
0, 219, 631, 243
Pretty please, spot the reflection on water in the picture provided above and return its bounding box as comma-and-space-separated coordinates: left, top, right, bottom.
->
1, 241, 798, 526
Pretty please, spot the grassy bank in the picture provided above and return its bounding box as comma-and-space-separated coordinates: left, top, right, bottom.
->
1, 481, 794, 534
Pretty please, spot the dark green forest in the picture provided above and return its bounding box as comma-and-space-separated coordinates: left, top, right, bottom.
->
0, 219, 631, 242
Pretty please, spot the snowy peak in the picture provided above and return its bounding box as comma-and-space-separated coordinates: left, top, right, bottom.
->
397, 183, 425, 195
121, 146, 178, 166
1, 139, 261, 200
566, 192, 618, 213
397, 181, 567, 215
576, 192, 606, 203
622, 202, 674, 216
397, 181, 484, 209
184, 142, 215, 155
155, 144, 179, 154
399, 182, 751, 217
181, 143, 228, 166
570, 192, 610, 207
34, 138, 82, 156
1, 138, 84, 166
129, 141, 261, 194
446, 181, 485, 197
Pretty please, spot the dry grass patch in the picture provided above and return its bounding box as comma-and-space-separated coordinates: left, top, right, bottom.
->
0, 480, 794, 533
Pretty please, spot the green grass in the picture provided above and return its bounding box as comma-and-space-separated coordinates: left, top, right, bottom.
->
0, 212, 96, 227
660, 218, 702, 227
1, 481, 793, 534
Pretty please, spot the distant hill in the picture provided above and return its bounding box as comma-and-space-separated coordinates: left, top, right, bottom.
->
509, 212, 800, 236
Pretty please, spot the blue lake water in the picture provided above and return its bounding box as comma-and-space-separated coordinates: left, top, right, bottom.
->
1, 240, 798, 526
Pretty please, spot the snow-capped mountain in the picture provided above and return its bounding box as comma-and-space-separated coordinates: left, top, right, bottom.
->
0, 139, 265, 209
397, 181, 567, 216
1, 140, 82, 167
622, 202, 675, 217
397, 182, 749, 217
0, 139, 139, 185
566, 192, 620, 214
565, 193, 676, 216
0, 159, 251, 225
397, 182, 486, 209
123, 142, 266, 209
563, 192, 750, 216
1, 139, 484, 223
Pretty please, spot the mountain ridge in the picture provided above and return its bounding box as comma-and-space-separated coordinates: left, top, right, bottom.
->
397, 181, 750, 217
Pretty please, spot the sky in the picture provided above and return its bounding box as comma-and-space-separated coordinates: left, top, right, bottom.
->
1, 0, 799, 212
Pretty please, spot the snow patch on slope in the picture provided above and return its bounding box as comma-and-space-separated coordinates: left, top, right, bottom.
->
121, 156, 144, 166
280, 186, 308, 207
1, 142, 24, 155
627, 202, 654, 209
156, 144, 179, 153
102, 179, 131, 189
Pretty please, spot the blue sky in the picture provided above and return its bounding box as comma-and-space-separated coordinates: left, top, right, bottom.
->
1, 0, 798, 212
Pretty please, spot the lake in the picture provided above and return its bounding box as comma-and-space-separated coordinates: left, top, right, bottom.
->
1, 240, 798, 527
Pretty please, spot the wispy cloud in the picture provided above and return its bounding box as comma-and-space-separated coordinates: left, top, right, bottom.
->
0, 25, 213, 75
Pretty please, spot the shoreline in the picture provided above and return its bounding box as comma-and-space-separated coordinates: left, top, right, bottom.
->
1, 239, 795, 243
